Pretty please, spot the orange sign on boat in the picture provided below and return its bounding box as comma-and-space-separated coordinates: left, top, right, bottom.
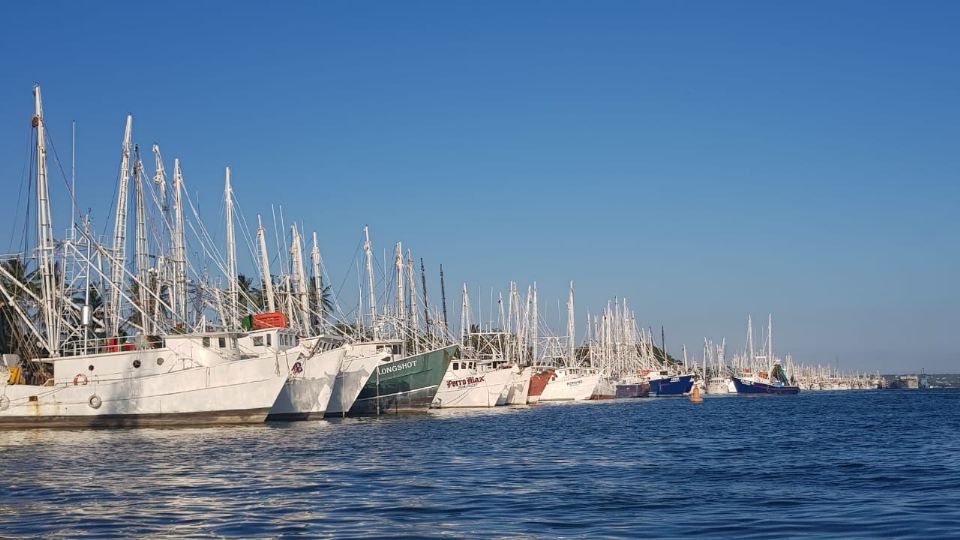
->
252, 312, 288, 329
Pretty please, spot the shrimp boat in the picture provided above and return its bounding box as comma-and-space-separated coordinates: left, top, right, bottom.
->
526, 368, 554, 404
730, 315, 799, 395
0, 333, 288, 428
539, 367, 603, 402
503, 365, 533, 405
0, 86, 289, 428
590, 375, 617, 400
324, 345, 392, 417
344, 342, 458, 415
431, 358, 514, 408
731, 365, 800, 395
615, 374, 651, 398
646, 370, 696, 396
237, 323, 346, 420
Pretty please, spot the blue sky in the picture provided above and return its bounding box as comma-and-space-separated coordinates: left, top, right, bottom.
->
1, 1, 958, 372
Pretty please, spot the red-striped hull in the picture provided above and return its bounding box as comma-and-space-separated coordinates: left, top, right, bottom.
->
526, 369, 554, 403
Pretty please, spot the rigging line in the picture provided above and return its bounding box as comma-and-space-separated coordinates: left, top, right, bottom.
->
331, 237, 364, 310
21, 130, 39, 260
42, 124, 84, 232
9, 124, 33, 254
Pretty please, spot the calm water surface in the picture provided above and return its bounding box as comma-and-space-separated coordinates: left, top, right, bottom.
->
1, 390, 959, 538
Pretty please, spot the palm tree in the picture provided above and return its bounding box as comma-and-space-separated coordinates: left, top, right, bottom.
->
309, 276, 333, 329
237, 273, 261, 312
0, 257, 40, 356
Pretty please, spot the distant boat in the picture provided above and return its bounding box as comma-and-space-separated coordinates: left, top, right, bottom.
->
732, 365, 800, 395
615, 379, 651, 398
646, 370, 695, 396
590, 375, 617, 400
540, 367, 602, 402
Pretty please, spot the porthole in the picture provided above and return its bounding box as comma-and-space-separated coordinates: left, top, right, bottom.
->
133, 359, 141, 368
88, 364, 94, 371
156, 357, 165, 366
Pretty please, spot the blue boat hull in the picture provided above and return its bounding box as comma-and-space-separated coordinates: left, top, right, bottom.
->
648, 375, 694, 396
732, 376, 800, 395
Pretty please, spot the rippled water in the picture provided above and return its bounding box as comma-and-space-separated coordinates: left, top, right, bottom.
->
2, 390, 959, 538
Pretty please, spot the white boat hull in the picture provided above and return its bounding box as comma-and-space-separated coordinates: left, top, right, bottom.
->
432, 365, 515, 408
324, 348, 388, 417
267, 346, 345, 420
502, 366, 533, 405
0, 353, 286, 428
540, 370, 602, 402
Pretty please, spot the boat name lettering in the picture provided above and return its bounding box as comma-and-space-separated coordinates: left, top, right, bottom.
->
447, 376, 485, 388
380, 360, 418, 375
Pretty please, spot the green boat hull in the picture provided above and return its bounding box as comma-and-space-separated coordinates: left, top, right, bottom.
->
348, 345, 458, 416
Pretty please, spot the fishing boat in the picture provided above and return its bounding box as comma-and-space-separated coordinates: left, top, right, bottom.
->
646, 370, 696, 396
0, 86, 292, 428
591, 375, 617, 400
431, 358, 514, 408
502, 365, 533, 405
730, 315, 799, 395
345, 343, 458, 415
731, 365, 800, 395
539, 367, 603, 402
526, 368, 554, 403
614, 376, 651, 398
705, 376, 731, 395
0, 333, 288, 428
324, 345, 392, 417
237, 326, 346, 420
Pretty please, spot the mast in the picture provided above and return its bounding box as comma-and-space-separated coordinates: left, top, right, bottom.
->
133, 146, 150, 333
171, 159, 187, 324
420, 258, 431, 333
224, 167, 238, 330
32, 85, 59, 355
746, 315, 754, 368
767, 313, 773, 371
363, 225, 378, 339
290, 224, 310, 333
439, 263, 448, 330
311, 231, 323, 331
460, 283, 471, 344
531, 282, 538, 362
395, 241, 405, 326
406, 250, 418, 352
109, 114, 133, 336
567, 281, 575, 366
257, 215, 276, 312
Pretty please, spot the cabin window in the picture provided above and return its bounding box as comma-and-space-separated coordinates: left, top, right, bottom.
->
231, 338, 237, 349
253, 336, 264, 347
266, 334, 272, 346
202, 337, 210, 348
218, 337, 226, 348
453, 362, 459, 370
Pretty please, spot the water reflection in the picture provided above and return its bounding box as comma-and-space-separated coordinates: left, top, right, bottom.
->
1, 391, 958, 537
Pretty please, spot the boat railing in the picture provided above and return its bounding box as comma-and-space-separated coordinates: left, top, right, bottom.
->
60, 335, 166, 357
